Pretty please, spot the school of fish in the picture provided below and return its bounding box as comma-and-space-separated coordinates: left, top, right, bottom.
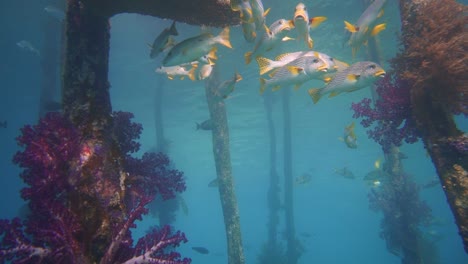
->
150, 0, 387, 103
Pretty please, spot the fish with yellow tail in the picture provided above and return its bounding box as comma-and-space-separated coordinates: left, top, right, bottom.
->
292, 3, 327, 49
249, 0, 270, 28
344, 0, 387, 57
257, 50, 348, 76
155, 64, 198, 81
259, 55, 327, 94
308, 61, 385, 104
231, 0, 257, 42
245, 18, 295, 64
338, 122, 358, 149
163, 27, 232, 66
149, 21, 178, 59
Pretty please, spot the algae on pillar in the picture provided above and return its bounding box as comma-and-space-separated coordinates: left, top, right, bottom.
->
396, 0, 468, 252
204, 67, 245, 264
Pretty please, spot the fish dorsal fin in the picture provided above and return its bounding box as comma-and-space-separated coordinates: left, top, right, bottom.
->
347, 74, 360, 81
287, 66, 304, 75
344, 21, 358, 33
275, 52, 292, 61
309, 16, 327, 28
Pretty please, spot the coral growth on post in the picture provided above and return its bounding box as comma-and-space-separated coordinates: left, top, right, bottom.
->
0, 112, 191, 264
368, 171, 434, 262
351, 74, 420, 152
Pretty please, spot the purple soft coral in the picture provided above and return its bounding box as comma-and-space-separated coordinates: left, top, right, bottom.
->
351, 74, 420, 152
1, 112, 190, 264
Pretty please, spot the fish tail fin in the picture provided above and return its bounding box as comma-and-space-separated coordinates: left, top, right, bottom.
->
245, 51, 253, 65
344, 21, 358, 33
217, 27, 232, 49
169, 21, 178, 35
371, 23, 386, 36
188, 66, 197, 81
256, 56, 274, 75
235, 72, 242, 82
259, 78, 267, 95
195, 123, 200, 130
310, 16, 327, 29
308, 88, 322, 104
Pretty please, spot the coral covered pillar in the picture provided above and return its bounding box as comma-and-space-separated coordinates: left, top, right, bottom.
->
398, 0, 468, 252
205, 67, 245, 264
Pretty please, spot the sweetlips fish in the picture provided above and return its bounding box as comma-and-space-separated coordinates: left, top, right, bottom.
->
256, 50, 348, 76
245, 18, 295, 64
308, 61, 385, 104
163, 27, 232, 66
249, 0, 270, 28
196, 119, 213, 130
339, 122, 358, 149
231, 0, 257, 42
149, 21, 178, 59
344, 0, 387, 57
259, 55, 327, 94
292, 3, 327, 49
155, 65, 197, 81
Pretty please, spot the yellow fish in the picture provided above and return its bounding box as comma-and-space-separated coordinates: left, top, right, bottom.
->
308, 61, 385, 104
293, 3, 327, 49
259, 55, 327, 94
339, 122, 358, 149
344, 0, 387, 57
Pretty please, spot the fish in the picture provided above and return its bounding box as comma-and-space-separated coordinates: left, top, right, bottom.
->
344, 0, 387, 57
16, 40, 40, 56
295, 173, 312, 185
194, 63, 214, 80
231, 0, 257, 42
249, 0, 270, 28
44, 5, 65, 21
155, 65, 197, 81
308, 61, 385, 104
149, 21, 178, 59
216, 72, 243, 99
339, 122, 358, 149
292, 3, 327, 49
245, 19, 295, 64
162, 27, 232, 66
334, 167, 355, 179
257, 50, 348, 76
0, 121, 6, 128
192, 246, 210, 254
259, 55, 327, 94
196, 119, 213, 130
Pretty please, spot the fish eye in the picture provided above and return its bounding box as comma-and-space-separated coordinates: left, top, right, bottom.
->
368, 64, 376, 69
279, 20, 283, 24
312, 58, 319, 63
304, 7, 307, 11
329, 57, 334, 61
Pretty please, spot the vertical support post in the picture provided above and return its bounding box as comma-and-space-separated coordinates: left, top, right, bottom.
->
204, 67, 245, 264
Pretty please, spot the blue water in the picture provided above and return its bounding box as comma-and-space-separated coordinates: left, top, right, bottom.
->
1, 0, 467, 263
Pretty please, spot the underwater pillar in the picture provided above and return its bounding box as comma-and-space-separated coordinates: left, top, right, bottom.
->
264, 91, 281, 248
204, 67, 245, 264
62, 0, 112, 131
399, 0, 468, 252
282, 88, 298, 263
154, 78, 168, 153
